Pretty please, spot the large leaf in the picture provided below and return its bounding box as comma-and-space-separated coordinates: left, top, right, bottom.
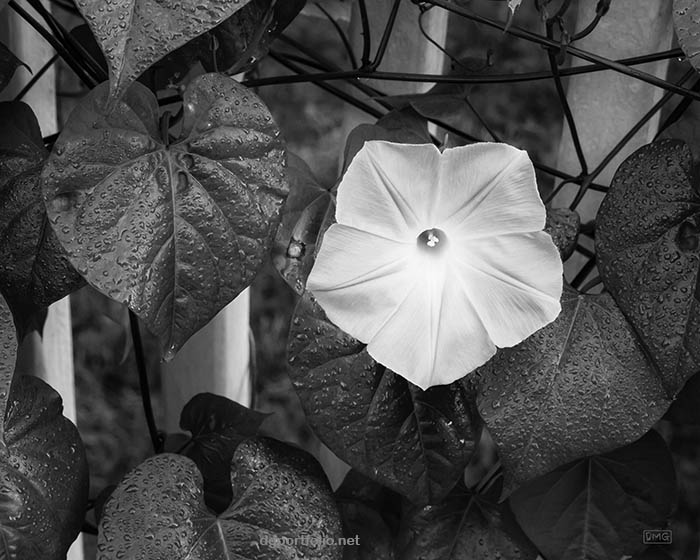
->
273, 153, 333, 294
397, 480, 538, 560
674, 0, 700, 72
596, 139, 700, 395
509, 430, 676, 560
0, 375, 89, 559
473, 284, 671, 492
0, 102, 84, 321
0, 294, 87, 558
75, 0, 253, 103
42, 73, 288, 357
287, 291, 481, 506
98, 438, 342, 560
0, 42, 26, 94
178, 392, 269, 512
181, 0, 305, 75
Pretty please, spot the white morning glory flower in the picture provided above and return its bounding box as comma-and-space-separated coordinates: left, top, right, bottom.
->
307, 141, 563, 390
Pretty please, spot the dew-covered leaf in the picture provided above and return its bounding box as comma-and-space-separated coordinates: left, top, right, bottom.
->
545, 207, 580, 261
138, 0, 305, 91
75, 0, 253, 103
0, 103, 85, 321
189, 0, 305, 75
0, 375, 89, 560
178, 392, 269, 512
42, 74, 288, 357
509, 430, 676, 560
674, 0, 700, 73
0, 42, 26, 94
273, 153, 333, 294
98, 438, 342, 560
398, 480, 538, 560
287, 291, 481, 506
473, 284, 671, 492
596, 139, 700, 395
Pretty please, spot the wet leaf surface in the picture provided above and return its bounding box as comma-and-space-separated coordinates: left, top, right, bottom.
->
474, 285, 671, 492
98, 437, 343, 560
0, 375, 89, 559
156, 0, 306, 83
545, 207, 580, 261
75, 0, 253, 102
43, 74, 288, 357
398, 480, 538, 560
674, 0, 700, 72
0, 102, 85, 325
509, 430, 676, 560
273, 153, 333, 294
287, 291, 481, 506
596, 139, 700, 395
178, 392, 270, 512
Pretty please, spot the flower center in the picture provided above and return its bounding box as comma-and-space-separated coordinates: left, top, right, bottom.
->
417, 228, 447, 253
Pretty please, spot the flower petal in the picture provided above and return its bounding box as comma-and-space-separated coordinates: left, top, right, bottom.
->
455, 231, 563, 347
307, 223, 414, 342
365, 253, 497, 390
336, 141, 441, 240
437, 143, 545, 239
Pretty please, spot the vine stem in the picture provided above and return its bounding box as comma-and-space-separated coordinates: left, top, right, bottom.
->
129, 310, 162, 454
423, 0, 700, 102
8, 0, 97, 88
245, 49, 681, 88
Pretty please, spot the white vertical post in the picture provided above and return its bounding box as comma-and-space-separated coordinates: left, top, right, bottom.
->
1, 3, 82, 559
162, 293, 251, 431
552, 0, 674, 280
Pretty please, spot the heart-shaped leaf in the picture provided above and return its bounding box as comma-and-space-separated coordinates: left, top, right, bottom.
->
0, 294, 87, 558
0, 102, 84, 322
187, 0, 306, 75
509, 430, 676, 560
178, 392, 269, 512
42, 73, 288, 357
596, 139, 700, 395
0, 375, 89, 559
287, 291, 481, 506
397, 480, 538, 560
98, 438, 342, 560
674, 0, 700, 72
473, 284, 671, 492
75, 0, 253, 103
273, 153, 333, 294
